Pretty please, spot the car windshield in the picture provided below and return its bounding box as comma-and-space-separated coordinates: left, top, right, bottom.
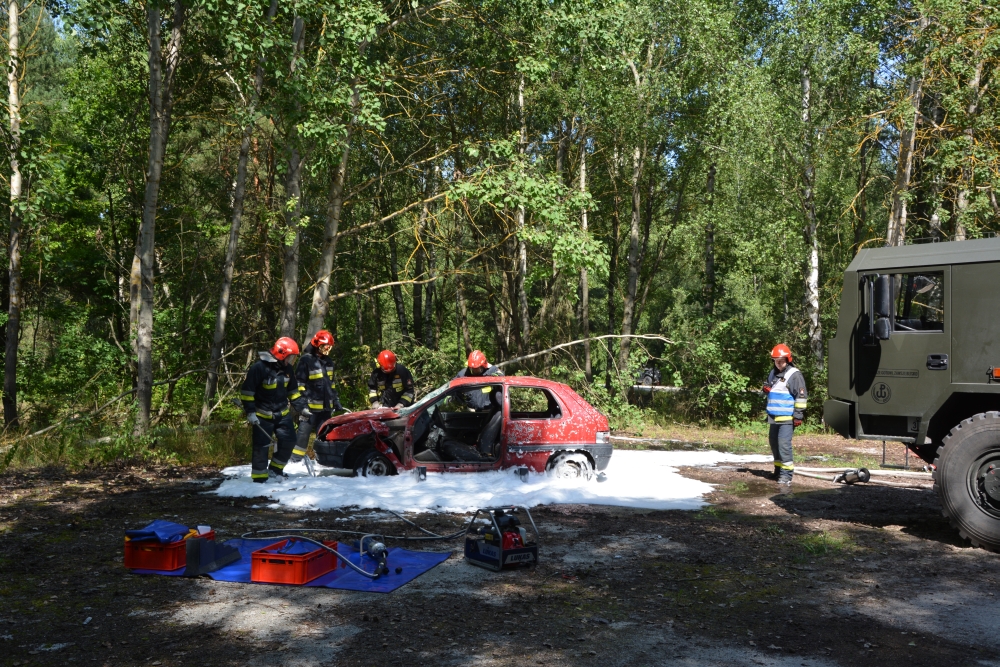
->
395, 380, 452, 416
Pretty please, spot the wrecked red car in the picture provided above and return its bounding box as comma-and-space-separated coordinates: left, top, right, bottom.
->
314, 376, 611, 478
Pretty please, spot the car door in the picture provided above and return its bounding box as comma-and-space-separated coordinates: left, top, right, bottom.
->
856, 267, 950, 442
502, 385, 569, 471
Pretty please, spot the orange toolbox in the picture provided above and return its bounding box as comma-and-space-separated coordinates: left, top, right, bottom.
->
251, 539, 341, 585
124, 529, 216, 571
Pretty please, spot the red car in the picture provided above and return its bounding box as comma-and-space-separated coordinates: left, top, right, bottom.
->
314, 376, 611, 478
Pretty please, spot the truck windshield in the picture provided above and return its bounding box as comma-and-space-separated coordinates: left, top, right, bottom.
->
893, 272, 944, 332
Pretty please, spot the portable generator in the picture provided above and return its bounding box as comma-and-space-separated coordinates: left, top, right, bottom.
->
464, 505, 539, 572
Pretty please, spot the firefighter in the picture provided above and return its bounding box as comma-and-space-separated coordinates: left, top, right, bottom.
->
762, 343, 808, 485
454, 350, 503, 411
367, 350, 415, 409
240, 337, 305, 483
290, 329, 345, 463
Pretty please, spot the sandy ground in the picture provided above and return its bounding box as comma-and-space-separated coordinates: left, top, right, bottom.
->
1, 438, 996, 667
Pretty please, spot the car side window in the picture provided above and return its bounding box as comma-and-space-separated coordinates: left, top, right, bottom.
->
893, 272, 944, 332
509, 387, 562, 419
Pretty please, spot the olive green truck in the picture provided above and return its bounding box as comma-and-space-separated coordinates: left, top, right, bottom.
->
825, 236, 1000, 550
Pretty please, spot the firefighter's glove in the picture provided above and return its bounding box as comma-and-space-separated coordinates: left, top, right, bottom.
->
247, 413, 260, 427
393, 403, 404, 409
300, 408, 313, 420
334, 401, 344, 412
371, 402, 382, 409
793, 418, 803, 427
762, 384, 771, 393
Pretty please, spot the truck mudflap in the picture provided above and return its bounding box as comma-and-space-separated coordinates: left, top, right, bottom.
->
824, 399, 856, 439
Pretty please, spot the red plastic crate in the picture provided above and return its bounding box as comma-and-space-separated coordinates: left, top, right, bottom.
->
124, 530, 216, 571
251, 539, 340, 585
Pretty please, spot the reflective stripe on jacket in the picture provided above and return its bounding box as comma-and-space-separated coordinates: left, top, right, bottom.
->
294, 345, 342, 411
240, 351, 305, 417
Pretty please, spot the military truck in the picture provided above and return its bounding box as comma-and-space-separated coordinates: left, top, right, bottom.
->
824, 236, 1000, 550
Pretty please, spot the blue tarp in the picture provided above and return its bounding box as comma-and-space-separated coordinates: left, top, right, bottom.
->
125, 520, 190, 543
130, 538, 450, 593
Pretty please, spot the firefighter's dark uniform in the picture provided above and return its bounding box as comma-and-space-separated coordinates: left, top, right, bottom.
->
367, 365, 415, 408
453, 365, 504, 411
764, 364, 808, 483
240, 351, 305, 482
292, 343, 344, 461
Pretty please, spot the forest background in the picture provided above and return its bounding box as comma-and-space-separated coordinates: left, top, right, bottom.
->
0, 0, 996, 466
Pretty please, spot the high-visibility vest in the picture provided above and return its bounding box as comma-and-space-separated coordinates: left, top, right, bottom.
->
766, 367, 800, 422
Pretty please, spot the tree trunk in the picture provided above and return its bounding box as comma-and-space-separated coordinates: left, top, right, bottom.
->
200, 0, 277, 424
515, 75, 531, 350
605, 150, 621, 389
578, 131, 591, 383
618, 143, 644, 371
887, 74, 922, 247
854, 131, 869, 250
423, 244, 436, 349
136, 0, 185, 436
277, 14, 305, 339
703, 163, 716, 316
955, 57, 985, 242
388, 220, 410, 340
306, 123, 353, 339
800, 63, 823, 371
4, 0, 20, 427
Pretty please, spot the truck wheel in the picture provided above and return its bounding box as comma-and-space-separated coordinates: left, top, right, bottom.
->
934, 412, 1000, 551
547, 452, 594, 480
354, 450, 395, 477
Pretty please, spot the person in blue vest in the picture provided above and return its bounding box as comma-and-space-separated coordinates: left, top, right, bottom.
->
763, 343, 808, 485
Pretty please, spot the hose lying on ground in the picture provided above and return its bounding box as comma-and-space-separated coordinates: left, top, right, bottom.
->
791, 468, 932, 490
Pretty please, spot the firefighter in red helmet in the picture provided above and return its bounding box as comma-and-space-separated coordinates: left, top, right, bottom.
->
762, 343, 807, 486
290, 329, 345, 463
367, 350, 415, 409
240, 337, 305, 482
454, 350, 503, 411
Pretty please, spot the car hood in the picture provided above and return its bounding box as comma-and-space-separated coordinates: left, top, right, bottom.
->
326, 407, 400, 427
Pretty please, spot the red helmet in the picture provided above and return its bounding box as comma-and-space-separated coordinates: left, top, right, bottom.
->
271, 337, 300, 361
311, 329, 334, 348
467, 350, 489, 370
377, 349, 397, 373
770, 343, 793, 362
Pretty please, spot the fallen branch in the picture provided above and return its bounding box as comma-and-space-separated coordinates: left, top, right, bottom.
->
21, 368, 208, 440
496, 334, 674, 368
327, 277, 439, 302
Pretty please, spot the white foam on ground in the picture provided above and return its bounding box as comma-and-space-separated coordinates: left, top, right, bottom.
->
212, 449, 769, 513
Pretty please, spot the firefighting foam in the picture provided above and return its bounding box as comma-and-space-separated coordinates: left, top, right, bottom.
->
213, 449, 770, 514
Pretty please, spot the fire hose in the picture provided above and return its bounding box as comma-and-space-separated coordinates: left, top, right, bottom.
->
792, 466, 933, 490
241, 512, 470, 578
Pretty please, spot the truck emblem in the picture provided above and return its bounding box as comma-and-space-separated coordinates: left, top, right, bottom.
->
871, 382, 891, 404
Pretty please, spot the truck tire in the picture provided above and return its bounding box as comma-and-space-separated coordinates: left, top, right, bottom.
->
934, 412, 1000, 551
547, 452, 594, 480
354, 450, 395, 478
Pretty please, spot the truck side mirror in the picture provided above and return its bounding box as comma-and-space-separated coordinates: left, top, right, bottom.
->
874, 317, 891, 340
873, 274, 892, 318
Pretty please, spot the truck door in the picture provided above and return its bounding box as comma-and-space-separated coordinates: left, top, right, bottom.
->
857, 267, 950, 442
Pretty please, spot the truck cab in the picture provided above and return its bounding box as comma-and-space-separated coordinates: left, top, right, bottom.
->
825, 236, 1000, 550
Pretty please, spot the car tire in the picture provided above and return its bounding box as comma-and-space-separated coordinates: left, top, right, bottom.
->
354, 450, 396, 478
547, 452, 594, 480
934, 412, 1000, 551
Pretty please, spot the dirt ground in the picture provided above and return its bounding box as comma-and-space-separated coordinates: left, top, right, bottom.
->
2, 438, 998, 667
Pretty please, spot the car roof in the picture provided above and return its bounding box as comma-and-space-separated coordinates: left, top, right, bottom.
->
847, 236, 1000, 272
449, 375, 570, 391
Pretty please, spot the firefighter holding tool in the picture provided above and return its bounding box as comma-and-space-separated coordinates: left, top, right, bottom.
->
290, 329, 344, 463
367, 350, 415, 409
763, 343, 807, 486
240, 337, 306, 483
454, 350, 503, 411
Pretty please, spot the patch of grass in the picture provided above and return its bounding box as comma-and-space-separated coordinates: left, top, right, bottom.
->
761, 524, 785, 537
797, 530, 855, 556
724, 480, 750, 494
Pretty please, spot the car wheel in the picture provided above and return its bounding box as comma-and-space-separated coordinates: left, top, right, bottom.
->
547, 452, 594, 480
354, 450, 396, 478
934, 412, 1000, 551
